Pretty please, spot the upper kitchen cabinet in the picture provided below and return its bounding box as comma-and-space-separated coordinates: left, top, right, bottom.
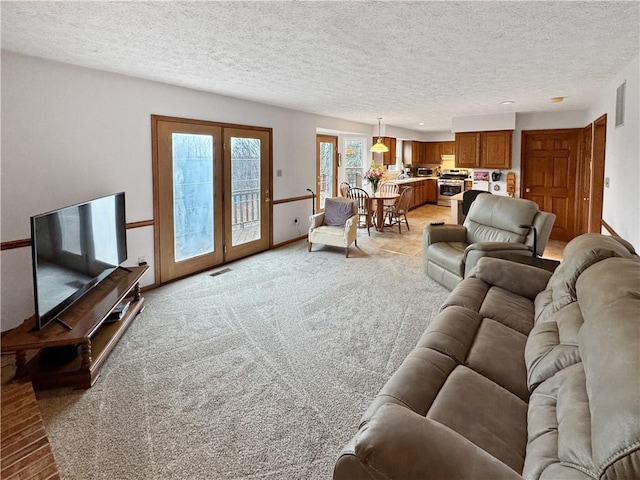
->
455, 130, 512, 169
441, 141, 455, 155
402, 140, 421, 165
482, 130, 512, 169
455, 132, 481, 168
377, 137, 396, 166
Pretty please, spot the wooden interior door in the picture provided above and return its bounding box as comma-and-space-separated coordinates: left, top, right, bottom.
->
521, 129, 581, 241
590, 115, 607, 233
316, 135, 338, 211
577, 124, 593, 235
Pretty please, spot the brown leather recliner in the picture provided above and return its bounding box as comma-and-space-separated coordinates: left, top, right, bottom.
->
423, 194, 556, 289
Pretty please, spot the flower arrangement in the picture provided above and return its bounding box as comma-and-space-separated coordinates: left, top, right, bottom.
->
363, 164, 386, 194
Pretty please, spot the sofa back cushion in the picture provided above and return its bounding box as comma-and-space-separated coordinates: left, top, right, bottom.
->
524, 257, 640, 479
576, 257, 640, 477
464, 195, 538, 245
535, 234, 636, 324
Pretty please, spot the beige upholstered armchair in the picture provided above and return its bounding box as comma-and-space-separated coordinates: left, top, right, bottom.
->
423, 194, 556, 289
308, 197, 359, 257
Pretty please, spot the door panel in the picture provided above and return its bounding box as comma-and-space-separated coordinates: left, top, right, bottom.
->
316, 135, 338, 211
223, 128, 271, 262
590, 115, 607, 233
577, 124, 592, 234
155, 120, 224, 283
521, 129, 580, 241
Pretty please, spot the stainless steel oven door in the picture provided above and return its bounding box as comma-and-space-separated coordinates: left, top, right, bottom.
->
437, 180, 463, 206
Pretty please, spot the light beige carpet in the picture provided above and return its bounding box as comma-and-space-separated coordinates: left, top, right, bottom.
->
36, 239, 449, 479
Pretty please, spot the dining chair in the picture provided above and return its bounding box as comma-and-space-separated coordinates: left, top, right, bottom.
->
378, 182, 399, 225
346, 187, 371, 236
339, 182, 351, 197
387, 186, 413, 233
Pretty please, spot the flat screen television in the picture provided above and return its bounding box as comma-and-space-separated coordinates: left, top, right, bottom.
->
30, 192, 127, 330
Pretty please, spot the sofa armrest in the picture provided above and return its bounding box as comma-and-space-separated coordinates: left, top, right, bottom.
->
334, 403, 521, 480
463, 242, 532, 276
424, 224, 467, 246
468, 257, 553, 300
309, 213, 325, 230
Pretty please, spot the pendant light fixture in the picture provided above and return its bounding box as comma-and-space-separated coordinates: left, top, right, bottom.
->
370, 117, 389, 153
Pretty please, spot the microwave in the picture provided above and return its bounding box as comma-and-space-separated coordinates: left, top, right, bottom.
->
417, 168, 434, 177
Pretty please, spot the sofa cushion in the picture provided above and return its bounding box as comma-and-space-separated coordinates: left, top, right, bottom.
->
577, 258, 640, 477
427, 365, 528, 474
525, 302, 583, 391
466, 319, 529, 401
360, 347, 456, 425
535, 234, 635, 323
323, 197, 355, 226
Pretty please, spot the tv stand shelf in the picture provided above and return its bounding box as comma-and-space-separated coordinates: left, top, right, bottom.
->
1, 265, 149, 390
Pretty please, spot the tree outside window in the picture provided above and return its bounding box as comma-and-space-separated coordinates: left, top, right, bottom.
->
344, 139, 365, 186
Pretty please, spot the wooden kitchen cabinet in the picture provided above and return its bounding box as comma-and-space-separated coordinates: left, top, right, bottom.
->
455, 131, 512, 169
455, 132, 482, 168
375, 137, 396, 165
426, 178, 438, 203
402, 140, 421, 165
482, 130, 512, 169
441, 141, 455, 155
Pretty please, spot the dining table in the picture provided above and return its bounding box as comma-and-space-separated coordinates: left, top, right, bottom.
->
366, 192, 400, 232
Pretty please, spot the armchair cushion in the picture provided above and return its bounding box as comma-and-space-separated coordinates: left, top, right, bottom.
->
323, 197, 355, 226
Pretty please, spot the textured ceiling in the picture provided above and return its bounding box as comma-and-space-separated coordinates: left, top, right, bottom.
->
2, 1, 638, 132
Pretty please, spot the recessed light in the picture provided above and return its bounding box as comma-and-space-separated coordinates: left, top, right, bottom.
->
500, 100, 515, 105
551, 97, 564, 103
418, 122, 425, 126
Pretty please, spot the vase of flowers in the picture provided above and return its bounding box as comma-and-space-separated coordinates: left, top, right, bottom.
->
364, 165, 386, 195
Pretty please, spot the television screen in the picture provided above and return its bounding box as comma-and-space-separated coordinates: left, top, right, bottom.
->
31, 192, 127, 330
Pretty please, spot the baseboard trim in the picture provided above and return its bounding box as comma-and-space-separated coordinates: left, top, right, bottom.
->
601, 219, 619, 237
273, 235, 307, 249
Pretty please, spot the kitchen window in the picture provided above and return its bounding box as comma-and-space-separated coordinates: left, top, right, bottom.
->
344, 138, 365, 186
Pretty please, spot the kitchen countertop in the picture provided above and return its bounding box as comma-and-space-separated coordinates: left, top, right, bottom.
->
389, 176, 438, 184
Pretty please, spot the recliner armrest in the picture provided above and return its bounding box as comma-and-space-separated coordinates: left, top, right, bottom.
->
334, 403, 521, 480
424, 224, 467, 246
468, 257, 553, 300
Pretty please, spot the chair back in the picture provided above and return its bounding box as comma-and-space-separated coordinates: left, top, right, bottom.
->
464, 194, 540, 245
462, 190, 490, 216
378, 182, 399, 206
397, 186, 413, 213
347, 187, 369, 212
339, 182, 351, 197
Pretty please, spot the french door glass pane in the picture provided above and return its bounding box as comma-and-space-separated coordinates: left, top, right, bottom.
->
319, 142, 334, 208
231, 137, 261, 246
344, 139, 364, 186
172, 133, 214, 262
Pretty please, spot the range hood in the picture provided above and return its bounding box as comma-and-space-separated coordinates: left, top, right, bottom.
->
441, 155, 456, 162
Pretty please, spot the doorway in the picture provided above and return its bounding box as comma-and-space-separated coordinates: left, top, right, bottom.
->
316, 135, 338, 211
520, 129, 581, 241
152, 115, 272, 284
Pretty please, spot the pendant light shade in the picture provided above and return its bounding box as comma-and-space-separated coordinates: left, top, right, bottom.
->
370, 117, 389, 153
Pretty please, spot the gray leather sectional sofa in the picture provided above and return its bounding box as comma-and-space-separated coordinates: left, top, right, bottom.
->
334, 233, 639, 479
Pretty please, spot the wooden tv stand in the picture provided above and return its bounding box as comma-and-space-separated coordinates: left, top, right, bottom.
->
1, 265, 149, 390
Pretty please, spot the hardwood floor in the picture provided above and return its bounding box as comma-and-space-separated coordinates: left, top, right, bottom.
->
355, 203, 567, 260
